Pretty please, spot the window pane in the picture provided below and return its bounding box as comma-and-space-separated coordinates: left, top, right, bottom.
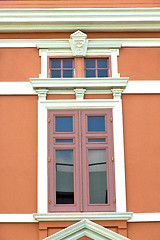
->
51, 70, 61, 78
88, 138, 105, 142
98, 70, 108, 77
97, 59, 108, 68
56, 139, 73, 143
55, 116, 73, 132
86, 70, 96, 78
88, 149, 107, 204
88, 116, 105, 132
51, 60, 61, 69
85, 59, 95, 69
63, 60, 73, 69
63, 70, 73, 78
56, 150, 74, 204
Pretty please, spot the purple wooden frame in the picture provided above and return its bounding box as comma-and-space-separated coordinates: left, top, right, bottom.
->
48, 109, 116, 212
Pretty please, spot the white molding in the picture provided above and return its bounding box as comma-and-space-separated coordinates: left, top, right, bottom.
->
43, 219, 130, 240
74, 88, 86, 100
33, 212, 132, 222
128, 213, 160, 222
0, 214, 37, 223
1, 8, 160, 32
1, 81, 160, 95
2, 38, 160, 48
30, 77, 128, 90
0, 213, 160, 223
36, 99, 126, 213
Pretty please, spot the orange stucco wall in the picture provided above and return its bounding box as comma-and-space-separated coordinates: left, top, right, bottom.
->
128, 222, 160, 240
122, 94, 160, 213
119, 48, 160, 80
0, 0, 160, 8
0, 48, 41, 82
0, 223, 38, 240
0, 96, 37, 213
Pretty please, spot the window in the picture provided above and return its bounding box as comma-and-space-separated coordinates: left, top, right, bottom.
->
85, 58, 110, 78
48, 58, 74, 78
48, 57, 111, 78
48, 109, 116, 212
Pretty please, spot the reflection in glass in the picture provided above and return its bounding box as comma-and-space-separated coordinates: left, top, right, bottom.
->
85, 59, 95, 68
55, 116, 73, 132
63, 70, 73, 78
51, 70, 61, 78
51, 60, 61, 69
88, 116, 105, 132
88, 138, 105, 142
63, 60, 73, 68
86, 70, 96, 78
56, 150, 74, 204
97, 59, 108, 68
98, 70, 108, 77
56, 139, 73, 143
88, 149, 107, 204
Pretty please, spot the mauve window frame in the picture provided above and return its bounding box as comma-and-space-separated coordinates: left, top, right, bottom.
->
47, 56, 75, 78
48, 109, 116, 212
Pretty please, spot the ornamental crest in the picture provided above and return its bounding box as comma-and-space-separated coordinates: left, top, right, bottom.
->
70, 30, 88, 57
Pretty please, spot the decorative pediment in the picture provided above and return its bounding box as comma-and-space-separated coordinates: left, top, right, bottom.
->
70, 30, 88, 57
43, 219, 131, 240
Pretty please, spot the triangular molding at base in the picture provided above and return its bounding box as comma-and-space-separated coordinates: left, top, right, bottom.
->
44, 219, 131, 240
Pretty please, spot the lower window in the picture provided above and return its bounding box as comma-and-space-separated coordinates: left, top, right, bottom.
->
48, 109, 116, 212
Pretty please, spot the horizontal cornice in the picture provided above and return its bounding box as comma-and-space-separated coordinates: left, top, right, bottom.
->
1, 8, 160, 32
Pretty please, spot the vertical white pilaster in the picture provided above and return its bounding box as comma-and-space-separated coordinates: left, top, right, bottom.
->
111, 49, 120, 78
37, 90, 48, 213
39, 49, 48, 78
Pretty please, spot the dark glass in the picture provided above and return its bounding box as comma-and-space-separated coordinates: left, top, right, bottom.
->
85, 59, 95, 69
98, 70, 108, 77
88, 116, 105, 132
56, 139, 73, 143
56, 150, 74, 204
51, 70, 61, 78
51, 60, 61, 69
86, 70, 96, 78
55, 116, 73, 132
97, 59, 108, 68
88, 149, 107, 204
63, 60, 73, 69
63, 70, 73, 78
88, 138, 106, 142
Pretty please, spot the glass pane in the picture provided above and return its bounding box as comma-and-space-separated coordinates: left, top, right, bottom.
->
56, 139, 73, 143
98, 70, 108, 77
55, 116, 73, 132
86, 70, 96, 78
88, 138, 105, 142
63, 70, 73, 78
97, 59, 108, 68
56, 150, 74, 204
88, 149, 107, 204
51, 60, 61, 69
51, 70, 61, 78
63, 60, 73, 69
85, 59, 95, 69
88, 116, 105, 132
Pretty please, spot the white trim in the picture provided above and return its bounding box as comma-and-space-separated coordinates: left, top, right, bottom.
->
1, 8, 160, 32
1, 81, 160, 95
0, 213, 160, 223
33, 212, 132, 222
1, 38, 160, 48
30, 78, 128, 90
36, 98, 126, 213
0, 214, 37, 223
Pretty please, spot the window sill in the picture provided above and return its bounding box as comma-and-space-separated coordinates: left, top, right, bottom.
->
33, 212, 133, 222
30, 77, 129, 91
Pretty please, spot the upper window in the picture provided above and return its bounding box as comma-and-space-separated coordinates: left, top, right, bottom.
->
48, 109, 116, 212
85, 59, 109, 78
48, 57, 111, 78
49, 59, 74, 78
